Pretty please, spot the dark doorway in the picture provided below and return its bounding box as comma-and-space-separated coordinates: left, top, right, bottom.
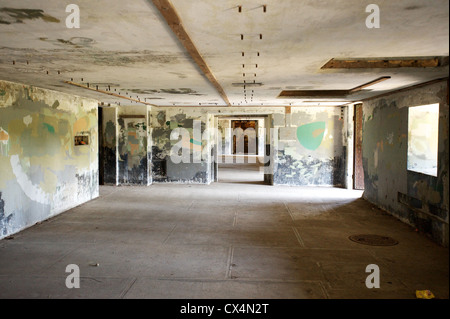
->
98, 106, 104, 185
232, 120, 258, 155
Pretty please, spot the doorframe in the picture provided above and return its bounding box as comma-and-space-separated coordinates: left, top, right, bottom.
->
213, 114, 273, 185
353, 103, 365, 190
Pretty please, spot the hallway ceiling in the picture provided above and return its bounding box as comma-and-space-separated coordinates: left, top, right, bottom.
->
0, 0, 448, 107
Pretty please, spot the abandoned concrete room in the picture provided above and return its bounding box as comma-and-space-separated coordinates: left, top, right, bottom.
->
0, 0, 448, 300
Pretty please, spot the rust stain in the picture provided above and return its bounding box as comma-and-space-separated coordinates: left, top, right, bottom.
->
0, 128, 9, 141
377, 140, 384, 152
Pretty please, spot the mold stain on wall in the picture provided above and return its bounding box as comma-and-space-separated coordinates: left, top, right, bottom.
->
118, 117, 148, 185
0, 79, 98, 239
362, 80, 449, 247
0, 127, 9, 156
151, 108, 210, 184
102, 114, 118, 184
0, 192, 13, 236
274, 108, 346, 187
0, 7, 60, 25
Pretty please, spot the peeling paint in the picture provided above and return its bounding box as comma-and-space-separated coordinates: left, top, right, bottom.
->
0, 127, 9, 156
10, 154, 49, 205
118, 117, 148, 185
0, 127, 9, 140
362, 80, 448, 247
23, 115, 32, 126
151, 108, 210, 184
100, 108, 118, 185
0, 8, 60, 25
0, 192, 13, 236
274, 107, 345, 187
0, 80, 98, 240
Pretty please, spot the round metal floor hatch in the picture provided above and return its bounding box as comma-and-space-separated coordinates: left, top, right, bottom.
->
349, 234, 399, 246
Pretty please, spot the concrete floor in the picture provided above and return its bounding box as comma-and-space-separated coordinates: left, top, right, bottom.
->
0, 164, 448, 299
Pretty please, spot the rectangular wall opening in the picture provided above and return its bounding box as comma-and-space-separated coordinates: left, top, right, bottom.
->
232, 120, 258, 155
407, 103, 439, 176
216, 116, 268, 185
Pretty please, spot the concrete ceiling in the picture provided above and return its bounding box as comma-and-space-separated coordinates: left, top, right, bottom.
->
0, 0, 448, 107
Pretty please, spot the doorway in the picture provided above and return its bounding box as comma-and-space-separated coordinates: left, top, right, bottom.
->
98, 106, 104, 185
232, 120, 258, 155
215, 115, 268, 184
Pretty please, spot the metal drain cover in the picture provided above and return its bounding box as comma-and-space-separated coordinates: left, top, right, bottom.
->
349, 234, 398, 246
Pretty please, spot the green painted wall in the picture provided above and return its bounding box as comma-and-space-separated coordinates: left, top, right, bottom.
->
274, 107, 347, 186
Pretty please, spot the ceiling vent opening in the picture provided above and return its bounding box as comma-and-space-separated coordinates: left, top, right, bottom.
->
278, 76, 390, 98
321, 56, 449, 69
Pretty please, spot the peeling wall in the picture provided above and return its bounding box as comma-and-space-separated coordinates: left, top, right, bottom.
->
273, 107, 346, 186
98, 105, 349, 187
145, 106, 346, 186
0, 80, 98, 239
150, 107, 210, 184
117, 105, 150, 185
218, 119, 231, 155
362, 80, 449, 247
100, 106, 118, 185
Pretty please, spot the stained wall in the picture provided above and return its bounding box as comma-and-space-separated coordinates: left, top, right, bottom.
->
273, 106, 347, 186
100, 106, 118, 185
150, 107, 211, 184
362, 80, 449, 247
117, 105, 151, 185
146, 106, 347, 187
0, 80, 99, 239
98, 104, 349, 188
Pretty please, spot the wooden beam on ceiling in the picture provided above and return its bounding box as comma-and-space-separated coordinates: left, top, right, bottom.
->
321, 56, 449, 69
152, 0, 231, 106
